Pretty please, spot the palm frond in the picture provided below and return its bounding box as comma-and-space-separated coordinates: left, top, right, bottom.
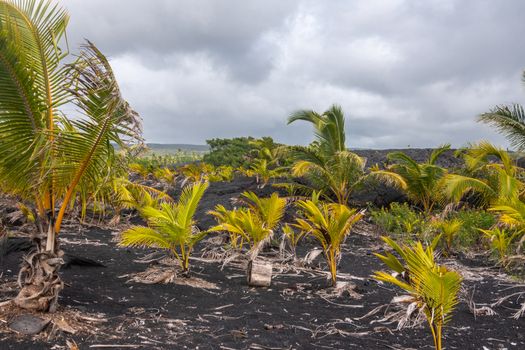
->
120, 226, 172, 250
428, 144, 451, 165
441, 174, 495, 204
54, 41, 142, 232
479, 104, 525, 151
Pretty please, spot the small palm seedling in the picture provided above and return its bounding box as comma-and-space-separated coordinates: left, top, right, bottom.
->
129, 162, 152, 180
178, 162, 215, 185
479, 227, 521, 267
374, 237, 462, 350
244, 159, 286, 187
292, 198, 363, 286
207, 205, 247, 249
433, 218, 463, 254
208, 165, 235, 182
153, 167, 176, 184
208, 192, 286, 259
119, 182, 208, 274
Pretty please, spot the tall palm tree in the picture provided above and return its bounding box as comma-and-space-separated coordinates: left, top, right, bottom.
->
287, 105, 367, 204
371, 145, 450, 214
0, 0, 142, 311
478, 71, 525, 151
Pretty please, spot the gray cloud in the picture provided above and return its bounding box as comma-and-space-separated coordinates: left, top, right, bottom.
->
61, 0, 524, 148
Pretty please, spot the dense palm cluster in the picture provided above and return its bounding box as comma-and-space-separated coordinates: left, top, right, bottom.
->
1, 1, 525, 349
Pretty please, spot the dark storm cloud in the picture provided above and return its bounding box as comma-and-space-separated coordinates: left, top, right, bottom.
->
62, 0, 524, 148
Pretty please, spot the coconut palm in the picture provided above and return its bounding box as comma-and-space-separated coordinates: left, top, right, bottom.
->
371, 145, 450, 214
287, 105, 367, 204
244, 159, 286, 187
374, 237, 462, 350
478, 72, 525, 151
432, 218, 463, 254
288, 105, 346, 156
120, 182, 208, 274
442, 142, 523, 206
292, 197, 363, 286
0, 0, 142, 311
208, 192, 286, 258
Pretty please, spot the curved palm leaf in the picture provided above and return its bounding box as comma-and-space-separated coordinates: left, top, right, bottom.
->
54, 41, 142, 232
479, 102, 525, 151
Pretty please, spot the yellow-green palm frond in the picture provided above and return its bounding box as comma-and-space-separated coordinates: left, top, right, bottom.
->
417, 265, 462, 325
440, 173, 495, 205
242, 191, 286, 231
428, 144, 451, 165
496, 168, 521, 200
0, 0, 69, 200
176, 181, 208, 229
374, 238, 462, 350
54, 41, 143, 232
291, 160, 322, 177
370, 170, 408, 190
479, 104, 525, 152
464, 141, 515, 175
490, 199, 525, 228
120, 226, 172, 250
374, 270, 413, 291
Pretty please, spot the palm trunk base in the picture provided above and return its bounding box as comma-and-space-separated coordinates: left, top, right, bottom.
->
14, 243, 64, 312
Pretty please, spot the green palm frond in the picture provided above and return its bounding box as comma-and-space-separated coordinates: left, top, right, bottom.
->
0, 0, 69, 202
441, 174, 495, 204
464, 141, 514, 174
54, 41, 142, 232
176, 181, 208, 229
242, 191, 286, 231
209, 192, 286, 256
479, 104, 525, 151
120, 226, 173, 250
428, 144, 451, 165
442, 142, 522, 207
370, 170, 408, 190
489, 199, 525, 228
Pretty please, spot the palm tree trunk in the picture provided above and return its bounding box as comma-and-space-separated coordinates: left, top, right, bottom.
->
327, 250, 338, 287
14, 214, 64, 312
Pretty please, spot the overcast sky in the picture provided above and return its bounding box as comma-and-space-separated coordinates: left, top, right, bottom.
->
62, 0, 524, 148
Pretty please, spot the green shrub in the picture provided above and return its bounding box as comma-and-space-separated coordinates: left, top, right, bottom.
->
451, 209, 496, 248
203, 137, 260, 168
371, 202, 427, 236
